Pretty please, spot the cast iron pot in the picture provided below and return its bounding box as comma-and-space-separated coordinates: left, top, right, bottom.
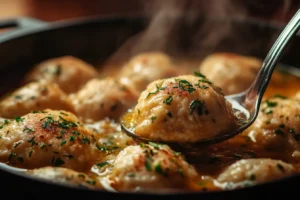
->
0, 14, 299, 200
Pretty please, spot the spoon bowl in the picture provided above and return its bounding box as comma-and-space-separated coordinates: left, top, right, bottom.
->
120, 9, 300, 146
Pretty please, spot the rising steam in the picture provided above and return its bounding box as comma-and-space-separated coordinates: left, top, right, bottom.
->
107, 0, 295, 61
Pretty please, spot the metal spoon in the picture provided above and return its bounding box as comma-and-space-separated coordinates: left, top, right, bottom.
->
120, 9, 300, 146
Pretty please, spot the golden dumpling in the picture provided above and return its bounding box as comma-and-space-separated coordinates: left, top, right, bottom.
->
23, 56, 98, 94
129, 74, 238, 143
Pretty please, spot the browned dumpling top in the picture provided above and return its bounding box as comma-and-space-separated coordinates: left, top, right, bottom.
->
0, 109, 103, 171
105, 143, 197, 192
0, 81, 75, 119
23, 56, 98, 94
70, 77, 138, 123
129, 74, 238, 143
119, 52, 178, 93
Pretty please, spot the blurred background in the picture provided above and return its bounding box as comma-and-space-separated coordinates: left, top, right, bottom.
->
0, 0, 299, 23
0, 0, 299, 64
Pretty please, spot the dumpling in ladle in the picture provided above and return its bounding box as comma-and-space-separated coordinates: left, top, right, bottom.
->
125, 74, 239, 143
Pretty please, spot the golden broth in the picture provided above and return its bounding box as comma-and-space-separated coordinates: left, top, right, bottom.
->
98, 58, 300, 192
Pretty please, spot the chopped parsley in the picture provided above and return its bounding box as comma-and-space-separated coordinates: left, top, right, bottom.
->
40, 143, 46, 149
14, 95, 23, 100
265, 100, 278, 108
127, 173, 136, 177
0, 119, 9, 129
42, 116, 54, 128
249, 174, 256, 181
86, 180, 96, 185
17, 156, 24, 163
95, 144, 118, 153
277, 163, 285, 172
150, 116, 157, 123
15, 117, 24, 123
189, 99, 208, 115
69, 136, 76, 141
13, 142, 22, 148
145, 155, 153, 171
148, 141, 161, 149
60, 140, 67, 146
52, 157, 65, 166
31, 110, 47, 114
166, 111, 173, 118
60, 112, 68, 116
72, 131, 80, 135
174, 151, 181, 156
145, 84, 160, 99
8, 152, 16, 161
193, 71, 206, 78
96, 161, 110, 167
63, 154, 73, 159
163, 96, 173, 105
80, 136, 90, 144
266, 110, 273, 115
199, 79, 212, 84
159, 86, 166, 90
110, 104, 117, 112
178, 79, 196, 94
27, 136, 38, 146
78, 174, 85, 178
58, 116, 77, 129
23, 128, 34, 133
274, 128, 284, 135
54, 65, 62, 76
154, 162, 163, 174
198, 85, 209, 89
28, 150, 33, 157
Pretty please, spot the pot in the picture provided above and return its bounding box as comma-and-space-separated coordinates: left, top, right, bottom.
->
0, 15, 299, 199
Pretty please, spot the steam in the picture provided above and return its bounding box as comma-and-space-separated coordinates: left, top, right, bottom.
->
107, 0, 294, 61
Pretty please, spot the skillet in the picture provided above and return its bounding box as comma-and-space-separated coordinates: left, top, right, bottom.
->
0, 14, 300, 199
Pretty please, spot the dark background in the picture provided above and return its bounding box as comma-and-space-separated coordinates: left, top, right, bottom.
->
0, 0, 299, 23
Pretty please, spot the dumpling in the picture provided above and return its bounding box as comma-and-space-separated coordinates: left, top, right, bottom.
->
216, 158, 295, 189
119, 52, 178, 93
243, 95, 300, 155
70, 77, 138, 123
23, 56, 98, 94
199, 53, 261, 95
105, 143, 197, 192
0, 109, 102, 171
127, 74, 239, 143
27, 166, 102, 189
0, 81, 74, 118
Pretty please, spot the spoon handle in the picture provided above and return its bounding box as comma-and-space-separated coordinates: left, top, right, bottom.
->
246, 9, 300, 117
